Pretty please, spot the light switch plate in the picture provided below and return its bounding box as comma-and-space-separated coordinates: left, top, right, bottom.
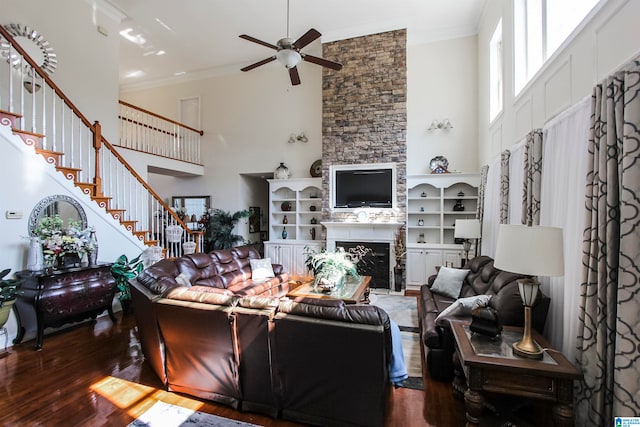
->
5, 210, 23, 219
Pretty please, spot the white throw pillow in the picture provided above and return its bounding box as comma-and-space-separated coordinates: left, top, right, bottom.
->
175, 273, 191, 287
435, 294, 492, 322
250, 258, 275, 282
430, 266, 470, 299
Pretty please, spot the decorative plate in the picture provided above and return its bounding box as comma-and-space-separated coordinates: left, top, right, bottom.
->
310, 159, 322, 177
429, 156, 449, 174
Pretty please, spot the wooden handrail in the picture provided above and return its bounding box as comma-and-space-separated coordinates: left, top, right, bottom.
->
0, 26, 95, 132
118, 116, 178, 137
119, 100, 204, 136
100, 135, 204, 240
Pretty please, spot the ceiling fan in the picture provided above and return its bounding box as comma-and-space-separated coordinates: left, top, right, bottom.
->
239, 0, 342, 86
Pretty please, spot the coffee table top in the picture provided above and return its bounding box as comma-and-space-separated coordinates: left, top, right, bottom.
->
287, 276, 371, 304
451, 321, 582, 379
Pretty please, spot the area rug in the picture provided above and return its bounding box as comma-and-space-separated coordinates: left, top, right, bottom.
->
128, 401, 262, 427
369, 293, 424, 390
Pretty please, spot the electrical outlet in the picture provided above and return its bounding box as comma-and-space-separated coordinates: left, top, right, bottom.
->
5, 210, 23, 219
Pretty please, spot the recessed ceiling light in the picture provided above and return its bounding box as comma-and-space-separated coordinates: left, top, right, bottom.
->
125, 70, 145, 78
156, 50, 166, 56
143, 51, 156, 56
174, 71, 186, 76
119, 28, 146, 46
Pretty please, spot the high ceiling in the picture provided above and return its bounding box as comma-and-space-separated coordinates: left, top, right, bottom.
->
107, 0, 487, 90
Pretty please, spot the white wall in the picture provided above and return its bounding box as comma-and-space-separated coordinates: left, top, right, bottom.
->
0, 125, 145, 344
477, 0, 640, 165
407, 35, 479, 174
3, 0, 122, 142
120, 64, 323, 216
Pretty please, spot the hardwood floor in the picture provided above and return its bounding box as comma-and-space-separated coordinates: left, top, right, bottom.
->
0, 311, 467, 427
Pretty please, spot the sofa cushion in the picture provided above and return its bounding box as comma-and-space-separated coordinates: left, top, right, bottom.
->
435, 295, 492, 324
238, 295, 280, 309
166, 285, 237, 306
250, 258, 275, 281
430, 267, 470, 299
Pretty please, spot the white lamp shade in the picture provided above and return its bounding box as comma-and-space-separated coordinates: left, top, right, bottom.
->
454, 219, 481, 239
276, 49, 301, 68
494, 224, 564, 276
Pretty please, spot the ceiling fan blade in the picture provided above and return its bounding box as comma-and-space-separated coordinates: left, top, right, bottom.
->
289, 66, 301, 85
239, 34, 278, 50
241, 56, 276, 72
293, 28, 321, 50
302, 54, 343, 71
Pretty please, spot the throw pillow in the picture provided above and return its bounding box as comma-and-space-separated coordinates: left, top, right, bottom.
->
175, 273, 191, 287
430, 266, 470, 299
435, 295, 492, 322
250, 258, 275, 282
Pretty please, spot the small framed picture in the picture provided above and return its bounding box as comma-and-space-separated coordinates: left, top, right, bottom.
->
259, 231, 268, 241
249, 207, 261, 233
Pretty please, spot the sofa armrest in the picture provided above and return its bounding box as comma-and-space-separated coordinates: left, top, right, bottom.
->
420, 285, 442, 348
427, 274, 437, 287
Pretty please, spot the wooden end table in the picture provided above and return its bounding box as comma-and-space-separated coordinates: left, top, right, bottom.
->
286, 276, 371, 304
450, 321, 582, 427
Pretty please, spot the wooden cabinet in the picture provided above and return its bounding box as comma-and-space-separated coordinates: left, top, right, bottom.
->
264, 241, 323, 278
405, 174, 478, 290
13, 263, 116, 349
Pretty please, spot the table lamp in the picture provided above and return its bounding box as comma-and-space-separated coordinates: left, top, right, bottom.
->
454, 219, 481, 266
493, 224, 564, 359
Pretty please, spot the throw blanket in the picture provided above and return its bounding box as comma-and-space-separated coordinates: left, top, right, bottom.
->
388, 319, 408, 385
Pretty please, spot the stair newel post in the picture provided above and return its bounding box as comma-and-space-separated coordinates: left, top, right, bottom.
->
93, 121, 103, 197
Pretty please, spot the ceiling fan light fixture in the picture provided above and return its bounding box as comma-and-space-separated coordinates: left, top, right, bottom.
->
276, 49, 301, 68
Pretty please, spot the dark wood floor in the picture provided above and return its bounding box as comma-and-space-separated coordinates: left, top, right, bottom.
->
0, 310, 467, 427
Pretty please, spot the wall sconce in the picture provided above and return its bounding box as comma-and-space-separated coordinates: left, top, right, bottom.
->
288, 132, 309, 144
427, 119, 453, 131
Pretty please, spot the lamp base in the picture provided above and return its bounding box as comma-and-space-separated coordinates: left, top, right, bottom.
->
512, 340, 543, 360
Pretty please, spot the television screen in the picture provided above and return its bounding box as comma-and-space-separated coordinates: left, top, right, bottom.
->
334, 168, 393, 208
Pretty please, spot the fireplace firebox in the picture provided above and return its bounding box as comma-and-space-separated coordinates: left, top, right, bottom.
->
336, 241, 390, 289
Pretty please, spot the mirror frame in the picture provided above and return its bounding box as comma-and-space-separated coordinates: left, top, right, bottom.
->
28, 194, 88, 235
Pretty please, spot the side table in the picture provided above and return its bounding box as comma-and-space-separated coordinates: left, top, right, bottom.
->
13, 263, 117, 349
450, 321, 582, 427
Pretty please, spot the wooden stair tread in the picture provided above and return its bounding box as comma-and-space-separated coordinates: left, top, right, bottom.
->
12, 128, 44, 138
0, 109, 22, 118
57, 166, 82, 172
36, 148, 64, 156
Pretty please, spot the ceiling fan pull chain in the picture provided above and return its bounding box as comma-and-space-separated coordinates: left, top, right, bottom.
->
286, 0, 290, 38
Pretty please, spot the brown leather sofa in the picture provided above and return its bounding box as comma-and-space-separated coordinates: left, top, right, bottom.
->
130, 246, 392, 426
420, 256, 550, 381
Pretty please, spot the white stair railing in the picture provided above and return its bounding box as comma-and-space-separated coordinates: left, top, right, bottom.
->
0, 25, 203, 258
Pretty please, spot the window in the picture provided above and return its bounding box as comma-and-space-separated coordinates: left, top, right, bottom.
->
489, 19, 503, 122
514, 0, 599, 94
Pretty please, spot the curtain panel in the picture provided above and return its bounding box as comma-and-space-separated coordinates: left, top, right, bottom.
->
522, 130, 543, 226
476, 164, 489, 250
507, 139, 526, 224
480, 158, 501, 258
575, 61, 640, 424
500, 150, 510, 224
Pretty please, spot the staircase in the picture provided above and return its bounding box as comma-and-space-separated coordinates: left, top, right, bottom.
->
0, 26, 203, 258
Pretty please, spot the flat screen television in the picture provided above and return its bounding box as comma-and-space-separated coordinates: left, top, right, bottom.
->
334, 168, 393, 208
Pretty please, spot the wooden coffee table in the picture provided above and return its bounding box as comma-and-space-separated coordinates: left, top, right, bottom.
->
286, 276, 371, 304
450, 321, 582, 427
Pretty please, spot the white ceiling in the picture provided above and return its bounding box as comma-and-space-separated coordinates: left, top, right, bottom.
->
107, 0, 487, 90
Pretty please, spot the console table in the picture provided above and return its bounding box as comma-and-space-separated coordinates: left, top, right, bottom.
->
451, 321, 582, 427
13, 263, 117, 349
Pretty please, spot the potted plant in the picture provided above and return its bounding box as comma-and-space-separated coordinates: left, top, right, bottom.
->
110, 254, 144, 313
393, 226, 407, 292
205, 209, 250, 251
0, 269, 22, 328
304, 247, 360, 292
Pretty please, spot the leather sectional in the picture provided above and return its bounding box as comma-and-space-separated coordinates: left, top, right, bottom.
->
130, 246, 392, 427
419, 256, 550, 381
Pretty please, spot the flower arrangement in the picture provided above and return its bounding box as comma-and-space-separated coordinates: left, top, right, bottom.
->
34, 215, 93, 266
304, 246, 365, 291
393, 226, 407, 268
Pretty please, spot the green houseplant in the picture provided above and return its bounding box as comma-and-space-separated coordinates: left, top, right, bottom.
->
205, 209, 250, 251
0, 269, 22, 328
110, 254, 144, 313
304, 247, 360, 292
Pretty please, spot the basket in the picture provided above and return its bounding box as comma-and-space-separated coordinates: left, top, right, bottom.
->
165, 225, 184, 243
182, 241, 197, 255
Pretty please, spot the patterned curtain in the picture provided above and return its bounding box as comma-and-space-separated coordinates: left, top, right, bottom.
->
476, 165, 489, 252
521, 129, 543, 225
575, 61, 640, 424
500, 150, 510, 224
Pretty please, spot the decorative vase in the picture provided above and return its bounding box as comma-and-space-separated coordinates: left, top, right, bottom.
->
314, 270, 344, 293
310, 228, 316, 240
274, 162, 291, 180
281, 227, 288, 239
394, 267, 404, 292
453, 199, 465, 211
60, 253, 81, 269
310, 217, 317, 224
27, 236, 44, 271
283, 215, 288, 224
87, 229, 99, 266
281, 201, 292, 211
310, 205, 317, 212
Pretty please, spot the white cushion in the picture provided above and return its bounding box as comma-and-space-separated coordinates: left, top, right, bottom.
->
250, 258, 275, 282
435, 295, 492, 322
430, 266, 469, 299
175, 273, 191, 287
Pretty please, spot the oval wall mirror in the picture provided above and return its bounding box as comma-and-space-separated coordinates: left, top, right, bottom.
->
28, 194, 87, 235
